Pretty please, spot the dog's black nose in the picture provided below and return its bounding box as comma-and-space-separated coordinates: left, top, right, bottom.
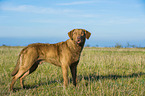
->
77, 37, 81, 39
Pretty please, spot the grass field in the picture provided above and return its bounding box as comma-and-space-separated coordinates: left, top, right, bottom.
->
0, 46, 145, 96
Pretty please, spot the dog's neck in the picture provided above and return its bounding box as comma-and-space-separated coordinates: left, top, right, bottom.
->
67, 39, 84, 53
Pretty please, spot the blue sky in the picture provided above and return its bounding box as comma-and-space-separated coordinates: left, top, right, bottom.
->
0, 0, 145, 45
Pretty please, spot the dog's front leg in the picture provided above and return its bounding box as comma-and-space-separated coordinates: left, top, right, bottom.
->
61, 65, 68, 88
70, 64, 77, 86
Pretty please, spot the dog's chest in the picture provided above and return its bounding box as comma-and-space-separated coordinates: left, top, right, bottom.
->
70, 50, 81, 63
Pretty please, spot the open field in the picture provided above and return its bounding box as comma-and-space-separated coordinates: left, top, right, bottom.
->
0, 46, 145, 96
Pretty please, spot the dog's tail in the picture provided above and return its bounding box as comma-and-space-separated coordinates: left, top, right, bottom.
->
11, 54, 22, 76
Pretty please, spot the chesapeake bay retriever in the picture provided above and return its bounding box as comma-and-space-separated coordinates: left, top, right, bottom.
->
10, 29, 91, 91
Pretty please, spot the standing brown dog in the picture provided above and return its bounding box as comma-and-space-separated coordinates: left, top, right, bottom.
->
10, 29, 91, 91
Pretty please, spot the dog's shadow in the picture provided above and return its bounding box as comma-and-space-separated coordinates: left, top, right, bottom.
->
78, 72, 145, 81
12, 80, 59, 92
13, 72, 145, 91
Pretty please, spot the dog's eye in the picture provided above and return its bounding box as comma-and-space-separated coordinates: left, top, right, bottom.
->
73, 32, 77, 35
81, 32, 84, 35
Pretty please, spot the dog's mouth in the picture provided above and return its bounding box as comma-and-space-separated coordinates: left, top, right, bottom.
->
77, 39, 81, 44
76, 39, 82, 44
75, 36, 85, 45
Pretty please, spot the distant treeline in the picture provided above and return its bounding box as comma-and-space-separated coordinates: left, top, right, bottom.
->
85, 42, 145, 48
0, 44, 23, 48
114, 43, 144, 48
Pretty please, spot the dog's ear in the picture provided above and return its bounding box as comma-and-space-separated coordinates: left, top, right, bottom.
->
83, 29, 91, 39
68, 29, 74, 40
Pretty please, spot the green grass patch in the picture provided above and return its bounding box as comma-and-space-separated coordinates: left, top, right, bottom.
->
0, 47, 145, 96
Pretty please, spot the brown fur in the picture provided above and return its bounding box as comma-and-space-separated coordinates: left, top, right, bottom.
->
10, 29, 91, 91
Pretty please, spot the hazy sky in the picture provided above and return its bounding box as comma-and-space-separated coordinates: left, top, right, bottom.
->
0, 0, 145, 41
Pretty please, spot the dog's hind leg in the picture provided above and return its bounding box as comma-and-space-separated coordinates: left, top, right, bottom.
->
10, 68, 28, 91
20, 70, 30, 89
10, 61, 38, 91
19, 60, 40, 89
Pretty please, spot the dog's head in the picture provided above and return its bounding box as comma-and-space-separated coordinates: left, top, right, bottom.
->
68, 29, 91, 46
